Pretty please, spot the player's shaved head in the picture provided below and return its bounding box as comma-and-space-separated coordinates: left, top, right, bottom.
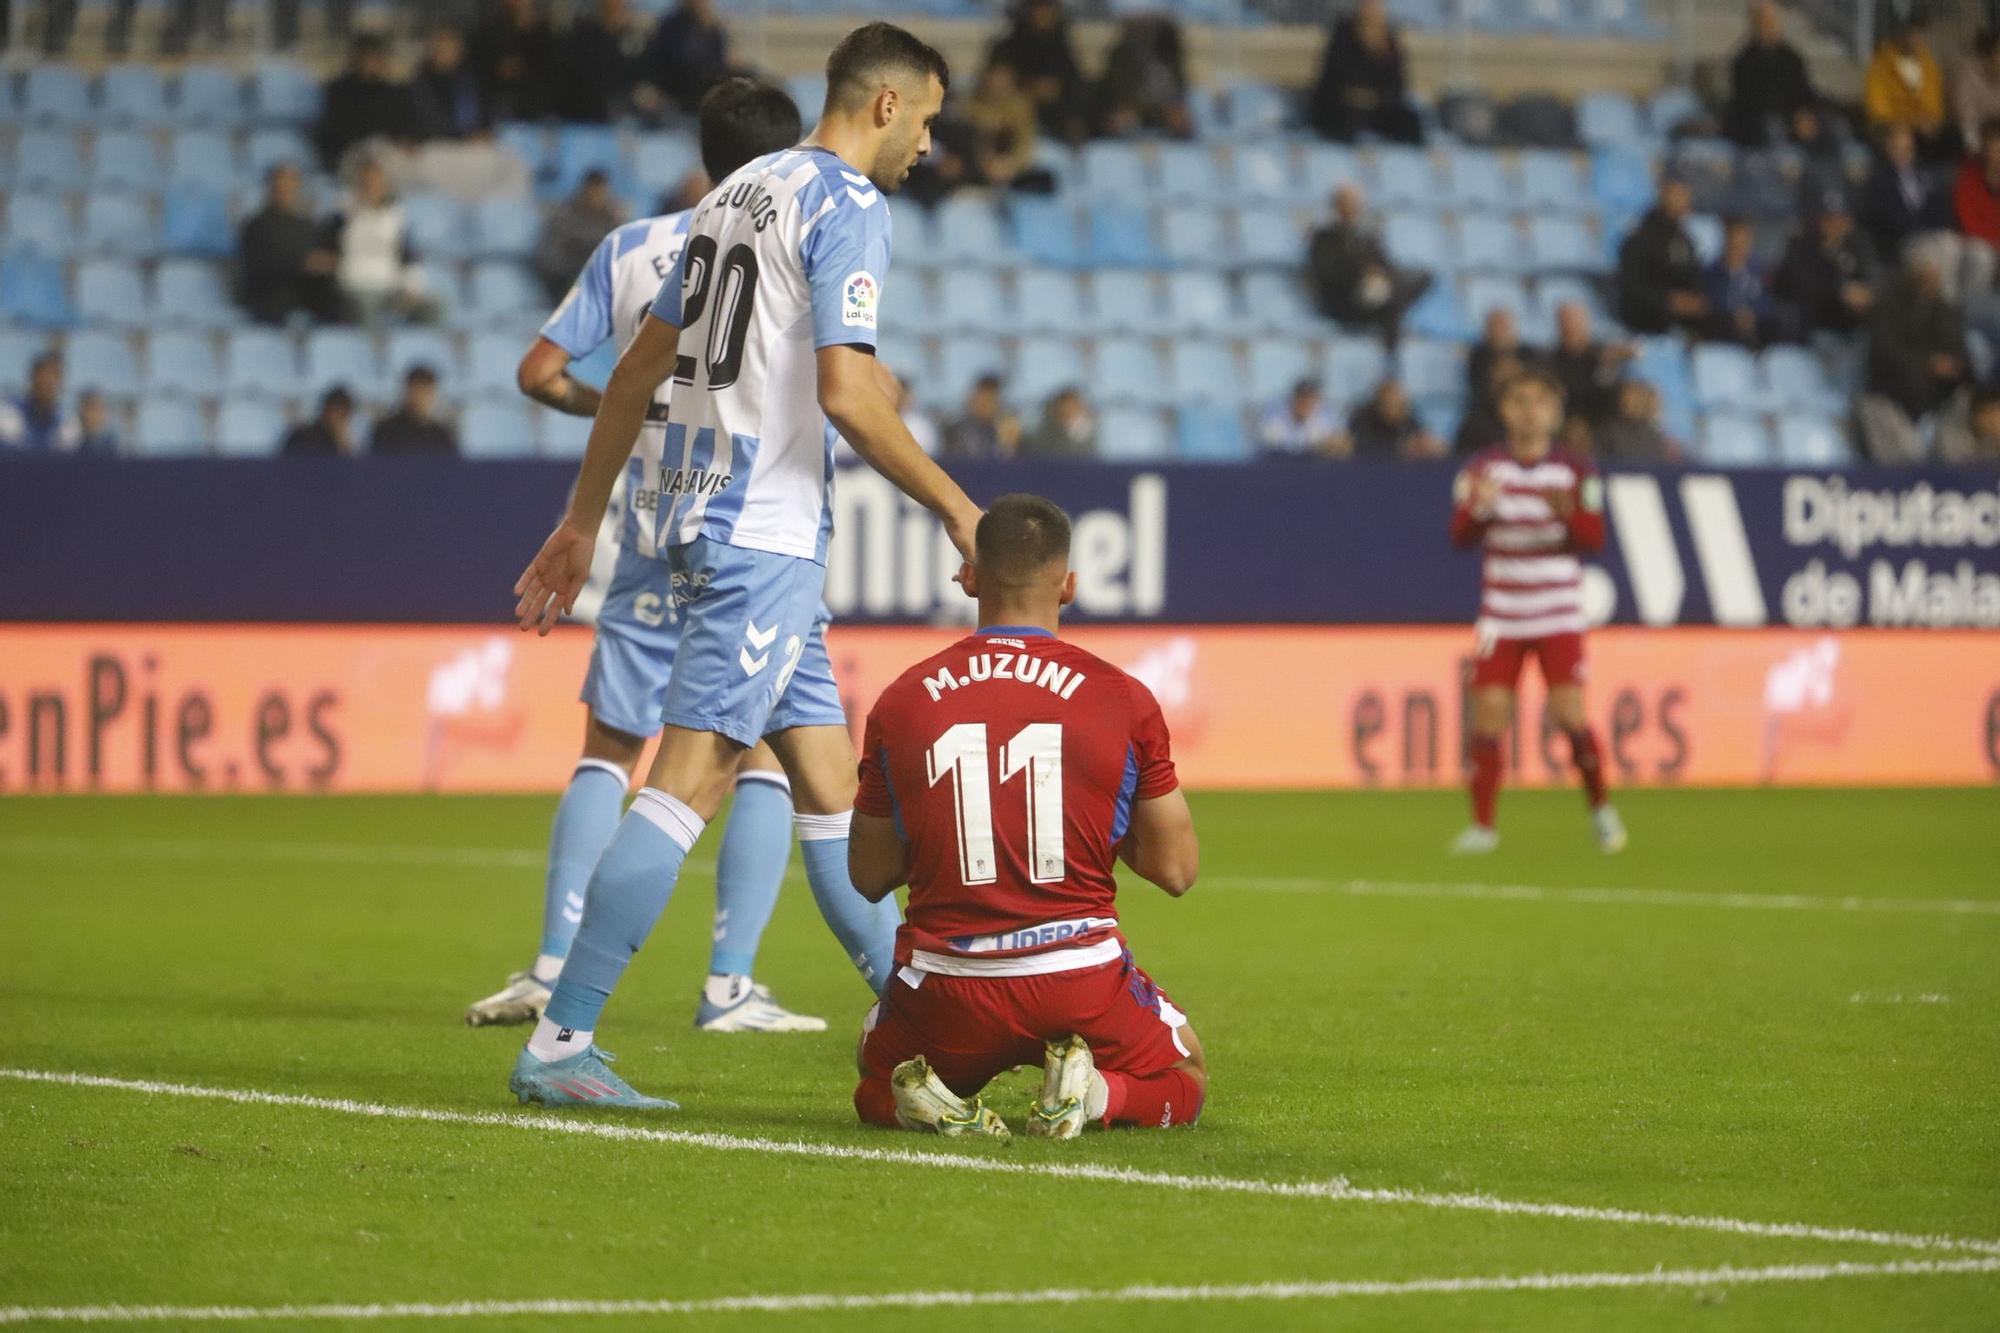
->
697, 77, 803, 182
975, 494, 1072, 588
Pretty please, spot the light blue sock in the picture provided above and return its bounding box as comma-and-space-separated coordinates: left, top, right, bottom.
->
795, 811, 901, 996
545, 789, 705, 1032
537, 760, 628, 964
708, 773, 794, 977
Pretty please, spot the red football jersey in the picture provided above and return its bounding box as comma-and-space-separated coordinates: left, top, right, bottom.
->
1449, 445, 1606, 640
856, 626, 1178, 968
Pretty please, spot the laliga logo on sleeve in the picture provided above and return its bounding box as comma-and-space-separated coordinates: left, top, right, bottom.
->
842, 271, 878, 329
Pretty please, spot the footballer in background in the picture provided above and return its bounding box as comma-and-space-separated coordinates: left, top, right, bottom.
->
1449, 368, 1626, 854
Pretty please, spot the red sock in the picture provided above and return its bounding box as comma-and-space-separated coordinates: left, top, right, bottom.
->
1468, 735, 1502, 829
1566, 727, 1608, 809
854, 1078, 899, 1128
1100, 1068, 1205, 1128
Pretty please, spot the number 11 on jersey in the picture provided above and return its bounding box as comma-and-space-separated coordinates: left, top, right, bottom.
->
926, 723, 1067, 888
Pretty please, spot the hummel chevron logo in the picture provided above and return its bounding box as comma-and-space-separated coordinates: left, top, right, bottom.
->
745, 622, 777, 650
839, 170, 871, 185
845, 185, 879, 209
741, 621, 776, 676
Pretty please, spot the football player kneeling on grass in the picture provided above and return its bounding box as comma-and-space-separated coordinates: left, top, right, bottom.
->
847, 494, 1206, 1140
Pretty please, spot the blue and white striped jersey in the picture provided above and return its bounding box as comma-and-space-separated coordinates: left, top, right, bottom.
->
648, 146, 892, 565
540, 211, 694, 559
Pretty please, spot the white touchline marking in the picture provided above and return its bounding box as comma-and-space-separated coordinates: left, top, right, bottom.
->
0, 836, 547, 871
1207, 876, 2000, 918
5, 1069, 1997, 1260
2, 1257, 1996, 1325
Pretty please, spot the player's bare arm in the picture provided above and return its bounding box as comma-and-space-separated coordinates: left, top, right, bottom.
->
818, 343, 982, 561
516, 336, 604, 418
847, 810, 908, 902
514, 314, 682, 635
1116, 789, 1199, 897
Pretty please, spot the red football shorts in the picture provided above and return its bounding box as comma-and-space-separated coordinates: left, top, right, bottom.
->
1470, 630, 1587, 690
859, 950, 1191, 1098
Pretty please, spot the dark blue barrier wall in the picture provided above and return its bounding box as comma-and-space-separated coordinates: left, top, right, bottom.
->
4, 457, 1996, 628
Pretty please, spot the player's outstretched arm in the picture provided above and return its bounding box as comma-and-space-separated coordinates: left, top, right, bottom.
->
1117, 790, 1200, 897
516, 336, 604, 418
818, 344, 982, 561
513, 314, 681, 636
848, 811, 909, 902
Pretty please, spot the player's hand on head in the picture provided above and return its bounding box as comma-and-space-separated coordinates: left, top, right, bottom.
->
944, 503, 982, 566
513, 522, 596, 636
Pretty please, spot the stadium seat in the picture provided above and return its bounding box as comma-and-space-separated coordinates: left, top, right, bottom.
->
1228, 143, 1296, 205
1089, 270, 1160, 334
888, 269, 942, 337
932, 195, 1012, 265
75, 259, 146, 328
385, 329, 464, 394
1154, 143, 1224, 203
1324, 337, 1390, 405
173, 66, 244, 124
1692, 343, 1763, 413
1166, 340, 1242, 405
1699, 413, 1775, 466
132, 398, 209, 456
0, 253, 76, 327
0, 329, 50, 393
1404, 275, 1471, 341
245, 127, 315, 179
1577, 92, 1645, 149
1632, 334, 1697, 440
1079, 142, 1147, 200
216, 400, 286, 456
1246, 337, 1316, 404
151, 260, 236, 328
90, 130, 164, 195
1494, 94, 1576, 148
1533, 274, 1605, 325
98, 65, 169, 124
1457, 0, 1525, 30
468, 263, 545, 319
1176, 403, 1250, 460
146, 330, 221, 397
1515, 0, 1574, 30
935, 270, 1011, 335
1159, 206, 1229, 269
1223, 81, 1291, 139
165, 129, 237, 193
1374, 148, 1440, 208
4, 196, 72, 257
1518, 153, 1590, 215
81, 194, 157, 258
1437, 89, 1500, 146
1165, 271, 1233, 328
1763, 346, 1845, 417
936, 336, 1008, 404
536, 406, 592, 459
1097, 406, 1173, 461
402, 194, 471, 262
1463, 275, 1530, 329
1587, 0, 1662, 35
1011, 269, 1085, 335
465, 331, 527, 395
496, 123, 552, 182
1649, 86, 1702, 138
1087, 200, 1159, 268
251, 61, 323, 124
1446, 149, 1513, 210
1397, 339, 1464, 401
1775, 414, 1852, 466
471, 199, 540, 260
1240, 270, 1321, 334
1383, 211, 1451, 273
305, 328, 384, 399
222, 328, 299, 398
1686, 213, 1724, 265
23, 66, 92, 124
1233, 209, 1304, 268
1457, 213, 1526, 274
1096, 338, 1168, 407
12, 130, 80, 190
632, 132, 699, 200
1299, 143, 1364, 202
1590, 148, 1656, 214
460, 403, 539, 459
548, 124, 625, 198
1014, 337, 1084, 407
64, 330, 141, 394
1526, 215, 1605, 274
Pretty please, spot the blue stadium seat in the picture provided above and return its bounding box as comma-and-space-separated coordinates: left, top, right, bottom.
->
1240, 270, 1320, 334
535, 406, 592, 459
222, 328, 298, 398
12, 130, 80, 190
1577, 92, 1645, 149
91, 130, 165, 194
472, 198, 540, 260
1166, 340, 1242, 405
4, 196, 72, 257
1176, 403, 1250, 460
166, 129, 237, 193
1233, 209, 1303, 267
1160, 205, 1228, 269
1527, 215, 1604, 274
132, 399, 209, 456
173, 66, 244, 124
1324, 337, 1390, 405
936, 336, 1007, 404
216, 400, 286, 456
1245, 337, 1315, 403
1457, 213, 1526, 274
1692, 342, 1762, 412
1775, 414, 1851, 466
1014, 337, 1083, 407
1383, 211, 1451, 273
1631, 334, 1696, 439
98, 65, 168, 124
152, 259, 235, 328
1299, 143, 1364, 203
1446, 149, 1513, 210
1699, 413, 1775, 466
1097, 406, 1173, 461
0, 329, 49, 392
0, 253, 76, 327
1763, 346, 1844, 417
64, 330, 141, 394
146, 330, 221, 397
75, 259, 147, 327
1096, 338, 1168, 407
1223, 81, 1291, 139
456, 402, 537, 458
465, 331, 526, 395
305, 328, 383, 399
1164, 271, 1233, 328
1591, 148, 1656, 214
1187, 86, 1228, 140
252, 61, 322, 124
1089, 270, 1159, 334
1404, 275, 1471, 341
468, 263, 545, 319
1457, 0, 1525, 29
1533, 274, 1606, 327
1012, 269, 1085, 335
1087, 201, 1159, 267
81, 194, 157, 258
402, 194, 471, 261
497, 123, 552, 182
1374, 148, 1440, 208
23, 66, 92, 124
1388, 0, 1448, 23
1463, 275, 1529, 329
873, 334, 934, 398
385, 328, 463, 395
632, 133, 699, 200
784, 73, 827, 120
1515, 0, 1575, 31
1397, 339, 1464, 401
1228, 143, 1297, 205
888, 268, 941, 337
1079, 142, 1147, 199
933, 195, 1012, 265
1586, 0, 1661, 35
1519, 150, 1590, 211
245, 127, 315, 179
1649, 86, 1702, 138
0, 71, 14, 122
1154, 143, 1224, 203
935, 270, 1011, 335
1729, 151, 1799, 222
548, 124, 625, 198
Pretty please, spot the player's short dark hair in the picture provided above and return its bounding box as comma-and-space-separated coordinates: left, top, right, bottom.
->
404, 364, 438, 388
1500, 365, 1564, 401
824, 22, 949, 113
697, 77, 804, 181
976, 494, 1071, 585
319, 386, 355, 415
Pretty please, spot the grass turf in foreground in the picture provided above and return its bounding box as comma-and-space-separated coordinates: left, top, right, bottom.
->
0, 787, 1995, 1330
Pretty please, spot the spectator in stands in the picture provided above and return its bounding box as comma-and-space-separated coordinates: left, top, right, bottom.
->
470, 0, 554, 123
1466, 308, 1524, 411
644, 0, 734, 115
315, 33, 421, 172
237, 163, 348, 326
1020, 386, 1097, 458
1306, 183, 1432, 339
534, 169, 627, 301
282, 387, 359, 457
960, 61, 1050, 191
1256, 379, 1347, 457
1706, 217, 1777, 347
557, 0, 653, 123
1547, 300, 1632, 428
1938, 385, 2000, 463
1457, 347, 1526, 455
1725, 1, 1817, 149
1595, 380, 1682, 463
370, 366, 458, 455
1095, 15, 1193, 139
414, 25, 489, 141
942, 375, 1020, 459
1859, 254, 1969, 463
1955, 32, 2000, 154
330, 157, 437, 325
1861, 123, 1954, 261
1774, 192, 1876, 339
1348, 378, 1443, 459
1955, 122, 2000, 252
1616, 175, 1709, 336
0, 352, 81, 452
1308, 0, 1421, 146
990, 0, 1090, 144
76, 390, 119, 454
1864, 20, 1948, 159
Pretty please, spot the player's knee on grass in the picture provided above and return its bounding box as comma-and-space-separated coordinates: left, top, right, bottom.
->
1174, 1023, 1209, 1087
581, 713, 647, 773
1472, 687, 1513, 737
1547, 684, 1588, 732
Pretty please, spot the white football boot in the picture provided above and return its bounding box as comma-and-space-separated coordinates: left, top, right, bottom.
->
695, 981, 828, 1033
890, 1056, 1010, 1140
464, 971, 553, 1027
1593, 804, 1628, 853
1450, 824, 1500, 855
1026, 1034, 1110, 1140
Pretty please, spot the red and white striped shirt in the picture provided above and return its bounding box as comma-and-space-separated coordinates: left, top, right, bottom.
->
1450, 446, 1606, 640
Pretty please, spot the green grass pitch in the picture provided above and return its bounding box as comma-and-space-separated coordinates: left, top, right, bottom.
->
2, 787, 1996, 1330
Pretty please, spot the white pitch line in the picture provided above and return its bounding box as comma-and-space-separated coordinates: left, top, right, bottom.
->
0, 836, 545, 871
1208, 875, 2000, 918
3, 1257, 1997, 1325
6, 1069, 1997, 1260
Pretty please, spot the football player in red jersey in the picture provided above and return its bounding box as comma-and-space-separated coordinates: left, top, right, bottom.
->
1449, 368, 1626, 854
848, 494, 1206, 1140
